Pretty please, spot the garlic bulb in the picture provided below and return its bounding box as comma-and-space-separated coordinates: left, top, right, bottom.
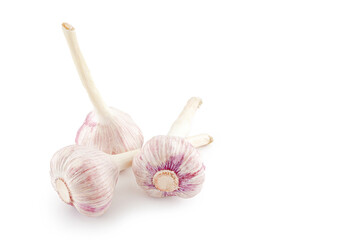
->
50, 134, 211, 217
132, 97, 212, 198
62, 23, 143, 154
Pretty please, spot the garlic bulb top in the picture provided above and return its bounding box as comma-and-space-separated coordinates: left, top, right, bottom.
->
76, 108, 143, 154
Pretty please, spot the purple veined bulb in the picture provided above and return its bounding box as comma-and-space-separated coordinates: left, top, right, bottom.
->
62, 23, 143, 154
132, 97, 213, 198
50, 134, 212, 217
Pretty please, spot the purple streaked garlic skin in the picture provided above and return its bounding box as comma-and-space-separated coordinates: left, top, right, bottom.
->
132, 97, 209, 198
76, 108, 143, 155
50, 145, 122, 217
50, 135, 209, 216
132, 135, 205, 198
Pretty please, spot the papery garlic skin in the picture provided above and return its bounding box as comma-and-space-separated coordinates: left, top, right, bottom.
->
50, 135, 207, 216
50, 145, 119, 217
132, 135, 205, 198
76, 108, 143, 154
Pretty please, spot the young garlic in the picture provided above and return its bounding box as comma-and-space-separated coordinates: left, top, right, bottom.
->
132, 97, 212, 198
62, 23, 143, 154
50, 134, 211, 217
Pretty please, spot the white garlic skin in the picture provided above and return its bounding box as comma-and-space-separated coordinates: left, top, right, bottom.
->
50, 145, 118, 217
76, 108, 144, 154
132, 135, 205, 198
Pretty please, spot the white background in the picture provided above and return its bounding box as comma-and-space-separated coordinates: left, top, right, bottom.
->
0, 0, 359, 239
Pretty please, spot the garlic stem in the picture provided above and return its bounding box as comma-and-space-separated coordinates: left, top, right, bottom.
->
111, 134, 212, 171
62, 22, 111, 119
168, 97, 202, 137
111, 149, 141, 171
186, 133, 213, 148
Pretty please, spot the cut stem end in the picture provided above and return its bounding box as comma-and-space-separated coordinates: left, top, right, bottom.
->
62, 22, 75, 31
153, 170, 179, 192
55, 178, 72, 204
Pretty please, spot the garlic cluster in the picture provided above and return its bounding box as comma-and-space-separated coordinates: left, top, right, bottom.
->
50, 23, 213, 217
50, 135, 211, 216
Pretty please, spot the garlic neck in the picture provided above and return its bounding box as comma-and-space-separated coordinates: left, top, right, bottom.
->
186, 134, 213, 148
62, 23, 111, 120
110, 149, 141, 171
168, 97, 202, 137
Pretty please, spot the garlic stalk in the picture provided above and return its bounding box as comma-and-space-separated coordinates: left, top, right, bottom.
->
168, 97, 202, 137
62, 22, 143, 154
